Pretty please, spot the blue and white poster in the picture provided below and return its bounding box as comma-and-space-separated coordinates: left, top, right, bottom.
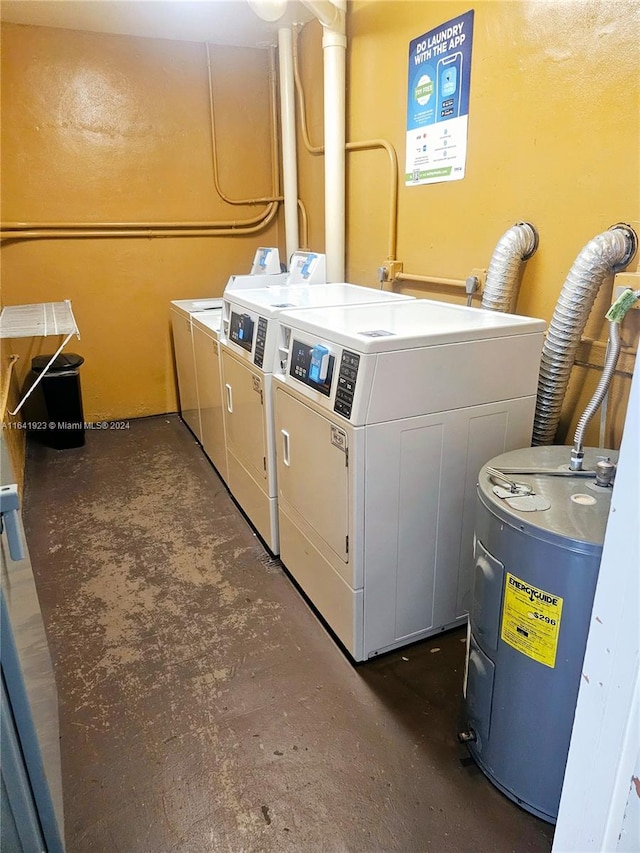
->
405, 10, 474, 186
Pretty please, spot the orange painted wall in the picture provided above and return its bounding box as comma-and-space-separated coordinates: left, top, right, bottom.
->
2, 2, 639, 457
295, 1, 639, 447
0, 22, 281, 423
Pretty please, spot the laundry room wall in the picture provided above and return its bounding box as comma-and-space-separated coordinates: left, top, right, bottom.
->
296, 0, 639, 449
0, 22, 280, 425
2, 2, 638, 451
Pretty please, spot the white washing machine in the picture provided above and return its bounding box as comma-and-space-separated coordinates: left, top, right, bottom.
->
271, 299, 546, 661
170, 298, 223, 441
170, 247, 285, 440
219, 283, 415, 554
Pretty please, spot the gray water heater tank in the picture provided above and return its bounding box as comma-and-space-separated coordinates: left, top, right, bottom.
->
463, 445, 617, 823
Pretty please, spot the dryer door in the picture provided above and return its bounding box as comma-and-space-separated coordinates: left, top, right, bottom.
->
221, 349, 267, 486
194, 327, 227, 483
275, 387, 349, 563
171, 311, 200, 440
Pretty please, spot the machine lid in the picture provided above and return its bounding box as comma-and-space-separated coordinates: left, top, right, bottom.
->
478, 445, 618, 552
275, 299, 546, 353
223, 272, 289, 293
224, 283, 413, 316
170, 297, 223, 317
191, 309, 223, 335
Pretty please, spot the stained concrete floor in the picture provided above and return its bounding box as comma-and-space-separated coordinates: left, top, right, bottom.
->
24, 415, 555, 853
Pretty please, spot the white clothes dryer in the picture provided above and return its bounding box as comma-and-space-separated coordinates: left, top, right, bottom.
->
219, 283, 414, 554
271, 299, 546, 661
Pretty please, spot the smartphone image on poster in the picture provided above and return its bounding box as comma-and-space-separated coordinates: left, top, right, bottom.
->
437, 52, 463, 120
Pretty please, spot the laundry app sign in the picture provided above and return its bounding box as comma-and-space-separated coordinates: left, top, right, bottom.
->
406, 10, 474, 186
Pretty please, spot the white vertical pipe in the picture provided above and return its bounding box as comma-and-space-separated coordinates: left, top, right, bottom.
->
323, 26, 346, 282
278, 28, 299, 267
301, 0, 346, 282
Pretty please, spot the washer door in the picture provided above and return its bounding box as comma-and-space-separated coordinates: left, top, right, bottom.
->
171, 312, 200, 439
194, 327, 227, 482
275, 387, 349, 563
222, 349, 266, 486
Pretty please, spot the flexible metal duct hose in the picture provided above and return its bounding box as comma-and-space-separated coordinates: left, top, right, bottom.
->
481, 222, 539, 313
532, 224, 637, 446
572, 320, 621, 460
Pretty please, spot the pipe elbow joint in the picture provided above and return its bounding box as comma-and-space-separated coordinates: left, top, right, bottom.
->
608, 223, 638, 270
569, 447, 585, 471
514, 221, 539, 260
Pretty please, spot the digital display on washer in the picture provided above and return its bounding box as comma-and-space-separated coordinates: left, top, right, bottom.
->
290, 339, 335, 397
229, 311, 254, 353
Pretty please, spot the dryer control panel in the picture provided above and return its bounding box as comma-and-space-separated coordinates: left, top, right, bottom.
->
229, 311, 255, 353
334, 351, 360, 419
277, 324, 370, 423
290, 340, 335, 397
228, 312, 272, 369
254, 317, 268, 368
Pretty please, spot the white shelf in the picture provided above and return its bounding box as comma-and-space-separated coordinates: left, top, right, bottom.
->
0, 300, 79, 339
0, 300, 81, 416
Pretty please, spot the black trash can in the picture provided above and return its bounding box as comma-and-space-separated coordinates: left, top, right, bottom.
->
30, 353, 85, 449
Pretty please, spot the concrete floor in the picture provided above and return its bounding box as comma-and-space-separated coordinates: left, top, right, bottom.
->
24, 415, 555, 853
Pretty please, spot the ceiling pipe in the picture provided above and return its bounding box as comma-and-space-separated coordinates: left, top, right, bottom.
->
278, 27, 300, 264
301, 0, 346, 282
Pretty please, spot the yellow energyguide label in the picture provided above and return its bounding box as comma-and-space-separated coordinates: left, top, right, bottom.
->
501, 572, 563, 668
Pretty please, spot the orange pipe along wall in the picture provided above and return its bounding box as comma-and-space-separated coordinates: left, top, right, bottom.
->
0, 22, 281, 423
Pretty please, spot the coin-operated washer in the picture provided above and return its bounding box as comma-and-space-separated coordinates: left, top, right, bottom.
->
271, 299, 546, 661
170, 247, 284, 441
219, 273, 414, 554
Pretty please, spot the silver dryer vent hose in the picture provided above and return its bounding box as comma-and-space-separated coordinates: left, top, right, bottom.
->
481, 222, 538, 313
532, 224, 638, 446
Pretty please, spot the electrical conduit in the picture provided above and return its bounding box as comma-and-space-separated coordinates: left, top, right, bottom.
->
571, 287, 640, 468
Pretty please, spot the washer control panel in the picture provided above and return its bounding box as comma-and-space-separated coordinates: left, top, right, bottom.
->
334, 351, 360, 420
